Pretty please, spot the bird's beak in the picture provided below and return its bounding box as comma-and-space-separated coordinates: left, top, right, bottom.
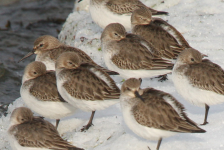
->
18, 49, 35, 63
134, 91, 144, 102
202, 53, 208, 58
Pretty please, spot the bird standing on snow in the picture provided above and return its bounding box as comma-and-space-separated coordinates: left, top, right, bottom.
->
20, 61, 77, 128
8, 107, 84, 150
55, 52, 120, 131
120, 78, 206, 150
89, 0, 168, 31
172, 48, 224, 125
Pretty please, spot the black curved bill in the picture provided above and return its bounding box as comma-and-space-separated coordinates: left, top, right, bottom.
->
134, 91, 145, 102
18, 51, 35, 63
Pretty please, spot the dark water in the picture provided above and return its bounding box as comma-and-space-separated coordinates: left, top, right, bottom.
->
0, 0, 74, 116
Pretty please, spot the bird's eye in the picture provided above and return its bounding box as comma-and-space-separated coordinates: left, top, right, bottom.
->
39, 44, 43, 47
126, 87, 131, 91
139, 17, 143, 20
69, 62, 72, 64
191, 58, 194, 61
114, 33, 118, 36
33, 72, 37, 74
21, 119, 24, 121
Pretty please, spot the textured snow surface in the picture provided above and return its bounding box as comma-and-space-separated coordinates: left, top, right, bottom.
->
1, 0, 224, 149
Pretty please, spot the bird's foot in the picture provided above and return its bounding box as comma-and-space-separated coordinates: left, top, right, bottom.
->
200, 121, 209, 125
80, 123, 94, 132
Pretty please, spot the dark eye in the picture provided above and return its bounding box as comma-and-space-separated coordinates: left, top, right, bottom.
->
33, 72, 37, 74
21, 119, 24, 121
39, 44, 43, 47
114, 33, 118, 36
126, 87, 130, 91
191, 58, 194, 61
69, 62, 72, 64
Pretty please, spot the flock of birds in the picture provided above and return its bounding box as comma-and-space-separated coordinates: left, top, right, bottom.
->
7, 0, 224, 150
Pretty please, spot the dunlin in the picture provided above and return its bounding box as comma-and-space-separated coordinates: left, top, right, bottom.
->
131, 7, 191, 60
120, 78, 206, 150
8, 107, 84, 150
90, 0, 168, 31
172, 48, 224, 125
18, 35, 118, 75
20, 61, 76, 128
101, 23, 173, 79
55, 52, 120, 131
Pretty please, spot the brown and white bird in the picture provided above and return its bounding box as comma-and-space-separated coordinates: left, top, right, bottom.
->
55, 52, 120, 131
131, 7, 191, 60
120, 78, 206, 150
8, 107, 84, 150
172, 48, 224, 125
89, 0, 168, 31
20, 61, 77, 128
18, 35, 118, 75
101, 23, 173, 79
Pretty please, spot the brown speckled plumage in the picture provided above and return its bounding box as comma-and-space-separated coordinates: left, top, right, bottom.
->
132, 8, 190, 59
8, 107, 83, 150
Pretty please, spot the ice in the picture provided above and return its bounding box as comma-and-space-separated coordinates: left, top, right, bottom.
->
1, 0, 224, 149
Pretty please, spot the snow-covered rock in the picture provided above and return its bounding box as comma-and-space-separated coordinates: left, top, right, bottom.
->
1, 0, 224, 149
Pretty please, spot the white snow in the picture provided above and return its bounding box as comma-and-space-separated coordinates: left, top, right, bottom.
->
1, 0, 224, 149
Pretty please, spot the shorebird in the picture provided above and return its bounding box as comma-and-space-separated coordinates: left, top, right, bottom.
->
55, 52, 120, 131
89, 0, 168, 31
18, 35, 118, 75
131, 7, 191, 60
120, 78, 206, 150
101, 23, 173, 80
172, 48, 224, 125
8, 107, 84, 150
20, 61, 77, 128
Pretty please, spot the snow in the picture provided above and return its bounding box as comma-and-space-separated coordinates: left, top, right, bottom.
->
1, 0, 224, 149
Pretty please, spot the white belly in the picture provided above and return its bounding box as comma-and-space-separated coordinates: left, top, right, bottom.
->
103, 52, 171, 79
172, 69, 224, 107
20, 86, 76, 119
8, 134, 49, 150
121, 106, 175, 140
89, 2, 131, 31
56, 75, 119, 112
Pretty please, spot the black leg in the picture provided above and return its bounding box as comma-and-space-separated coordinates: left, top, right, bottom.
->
81, 111, 96, 132
156, 138, 162, 150
201, 104, 210, 125
156, 74, 168, 82
56, 119, 60, 129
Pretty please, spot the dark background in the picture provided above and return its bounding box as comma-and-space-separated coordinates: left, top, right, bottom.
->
0, 0, 75, 116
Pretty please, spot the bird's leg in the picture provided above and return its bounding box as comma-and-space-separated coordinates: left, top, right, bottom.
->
56, 119, 60, 129
201, 104, 210, 125
156, 74, 168, 82
156, 138, 163, 150
81, 111, 95, 132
